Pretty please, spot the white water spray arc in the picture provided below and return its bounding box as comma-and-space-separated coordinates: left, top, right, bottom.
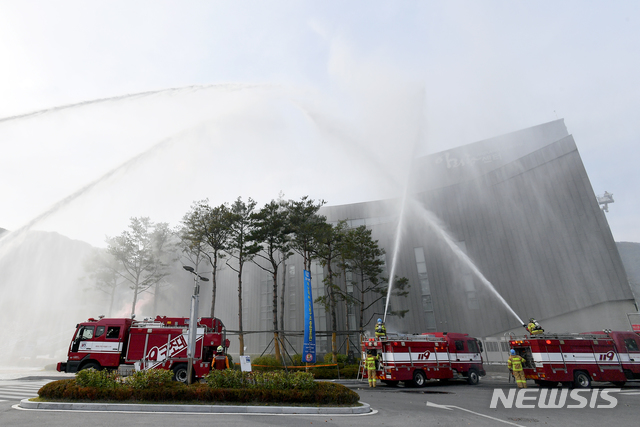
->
408, 198, 524, 325
383, 189, 408, 323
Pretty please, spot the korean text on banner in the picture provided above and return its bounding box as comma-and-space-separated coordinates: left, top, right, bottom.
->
303, 269, 316, 363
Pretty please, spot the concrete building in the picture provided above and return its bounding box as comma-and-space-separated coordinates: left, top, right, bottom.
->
215, 119, 637, 357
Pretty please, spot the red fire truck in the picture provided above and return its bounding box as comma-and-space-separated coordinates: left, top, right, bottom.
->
57, 315, 229, 382
362, 332, 486, 386
509, 330, 640, 388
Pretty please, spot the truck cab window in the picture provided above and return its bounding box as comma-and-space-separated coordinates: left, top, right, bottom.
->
106, 327, 120, 339
95, 326, 105, 338
624, 338, 639, 352
468, 340, 478, 353
455, 341, 464, 351
79, 326, 95, 340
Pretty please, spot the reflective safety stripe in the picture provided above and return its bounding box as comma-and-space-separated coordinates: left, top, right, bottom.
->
366, 356, 376, 369
508, 356, 524, 371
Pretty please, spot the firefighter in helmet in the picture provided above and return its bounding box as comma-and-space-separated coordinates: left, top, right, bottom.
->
366, 350, 378, 388
213, 345, 230, 370
507, 349, 527, 388
525, 318, 544, 335
375, 318, 386, 339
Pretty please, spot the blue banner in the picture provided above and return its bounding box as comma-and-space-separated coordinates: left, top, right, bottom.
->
303, 269, 316, 364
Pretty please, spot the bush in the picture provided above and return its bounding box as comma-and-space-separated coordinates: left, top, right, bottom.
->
75, 368, 120, 389
204, 370, 315, 391
291, 353, 303, 366
205, 369, 252, 389
251, 354, 283, 371
124, 369, 174, 389
323, 352, 348, 364
38, 378, 359, 406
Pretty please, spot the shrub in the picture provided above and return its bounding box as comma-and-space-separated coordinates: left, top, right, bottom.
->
75, 368, 120, 389
323, 352, 348, 364
204, 370, 315, 390
38, 378, 359, 405
205, 369, 252, 389
251, 354, 282, 371
288, 371, 316, 390
39, 378, 76, 398
125, 369, 174, 389
290, 353, 303, 366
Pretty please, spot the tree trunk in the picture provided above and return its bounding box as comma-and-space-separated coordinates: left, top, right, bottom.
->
131, 282, 139, 317
359, 274, 365, 332
328, 262, 338, 363
344, 271, 350, 356
280, 260, 286, 333
210, 254, 218, 318
272, 270, 282, 362
238, 264, 244, 356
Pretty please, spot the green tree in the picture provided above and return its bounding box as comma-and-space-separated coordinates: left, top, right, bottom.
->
106, 217, 172, 317
180, 200, 231, 318
225, 197, 260, 356
313, 220, 347, 363
287, 196, 326, 272
339, 225, 409, 333
250, 198, 292, 362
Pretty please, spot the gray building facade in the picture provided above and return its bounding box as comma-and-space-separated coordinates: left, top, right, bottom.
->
214, 119, 637, 357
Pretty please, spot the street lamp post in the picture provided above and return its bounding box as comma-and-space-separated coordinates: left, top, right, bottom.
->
182, 265, 209, 385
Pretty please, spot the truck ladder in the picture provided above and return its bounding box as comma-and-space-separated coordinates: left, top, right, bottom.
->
548, 343, 567, 374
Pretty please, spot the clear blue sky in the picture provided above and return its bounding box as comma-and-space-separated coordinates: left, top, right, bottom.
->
1, 1, 638, 245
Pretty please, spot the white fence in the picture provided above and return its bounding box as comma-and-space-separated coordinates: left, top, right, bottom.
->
479, 336, 512, 365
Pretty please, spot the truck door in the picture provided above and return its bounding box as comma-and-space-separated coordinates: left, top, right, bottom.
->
453, 340, 465, 361
621, 335, 640, 371
71, 325, 95, 353
467, 339, 482, 363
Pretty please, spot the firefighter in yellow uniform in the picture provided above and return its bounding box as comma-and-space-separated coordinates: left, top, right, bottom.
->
366, 350, 378, 387
375, 318, 386, 339
526, 318, 544, 335
508, 349, 527, 388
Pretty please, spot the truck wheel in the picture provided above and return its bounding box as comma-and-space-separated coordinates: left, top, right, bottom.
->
79, 362, 101, 371
466, 368, 479, 385
573, 371, 591, 389
172, 364, 189, 384
413, 370, 427, 387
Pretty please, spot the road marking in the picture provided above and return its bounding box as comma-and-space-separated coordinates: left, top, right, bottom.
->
0, 380, 52, 402
426, 401, 525, 427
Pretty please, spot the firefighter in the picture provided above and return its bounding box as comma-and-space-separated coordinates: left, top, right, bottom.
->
375, 318, 386, 339
213, 345, 230, 370
507, 349, 527, 388
526, 318, 544, 335
366, 350, 378, 387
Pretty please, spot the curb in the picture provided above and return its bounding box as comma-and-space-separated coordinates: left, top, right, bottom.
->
18, 399, 372, 415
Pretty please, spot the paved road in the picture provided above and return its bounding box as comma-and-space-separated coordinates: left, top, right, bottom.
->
1, 372, 639, 426
0, 378, 57, 403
